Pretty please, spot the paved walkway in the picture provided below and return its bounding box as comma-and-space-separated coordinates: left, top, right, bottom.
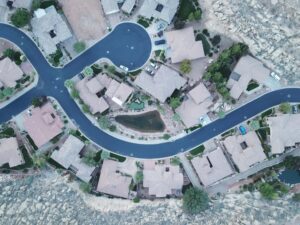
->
206, 148, 300, 195
178, 153, 202, 188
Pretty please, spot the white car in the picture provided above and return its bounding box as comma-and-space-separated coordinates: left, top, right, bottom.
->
150, 62, 158, 69
120, 65, 129, 72
270, 72, 281, 81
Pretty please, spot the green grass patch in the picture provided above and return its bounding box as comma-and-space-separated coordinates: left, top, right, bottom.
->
246, 80, 259, 91
261, 108, 274, 118
196, 33, 211, 55
110, 153, 126, 162
177, 0, 197, 20
137, 18, 150, 28
190, 145, 205, 156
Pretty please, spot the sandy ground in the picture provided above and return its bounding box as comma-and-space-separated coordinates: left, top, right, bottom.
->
58, 0, 107, 42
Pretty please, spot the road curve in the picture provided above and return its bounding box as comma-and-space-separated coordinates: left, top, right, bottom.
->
0, 22, 298, 159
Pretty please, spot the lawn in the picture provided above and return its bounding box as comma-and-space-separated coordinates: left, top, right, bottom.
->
246, 80, 259, 91
196, 33, 211, 55
189, 145, 205, 156
137, 18, 150, 28
177, 0, 197, 21
110, 152, 126, 162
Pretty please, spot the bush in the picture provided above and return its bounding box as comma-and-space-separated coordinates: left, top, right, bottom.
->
79, 182, 92, 193
3, 48, 22, 65
135, 171, 144, 183
133, 197, 140, 203
169, 97, 181, 109
98, 116, 111, 130
73, 41, 86, 53
109, 125, 117, 132
11, 8, 30, 28
31, 0, 41, 11
174, 18, 185, 30
179, 59, 192, 74
182, 187, 209, 214
170, 157, 181, 166
278, 102, 291, 114
259, 183, 278, 200
82, 104, 90, 113
32, 97, 44, 107
82, 150, 98, 166
211, 35, 221, 46
83, 66, 94, 77
292, 193, 300, 202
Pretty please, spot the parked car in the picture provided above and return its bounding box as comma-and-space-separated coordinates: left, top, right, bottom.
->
154, 39, 166, 45
239, 125, 247, 135
270, 72, 281, 81
145, 66, 155, 76
78, 73, 84, 80
150, 62, 158, 69
120, 65, 129, 72
292, 105, 298, 114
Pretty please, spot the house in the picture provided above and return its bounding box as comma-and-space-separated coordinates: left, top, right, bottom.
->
101, 0, 119, 15
176, 83, 213, 127
121, 0, 136, 14
23, 102, 64, 148
191, 148, 234, 186
226, 55, 270, 99
143, 160, 183, 197
76, 77, 109, 115
58, 0, 107, 41
97, 159, 137, 198
76, 73, 133, 114
134, 65, 187, 102
31, 6, 72, 55
51, 135, 96, 182
0, 137, 24, 167
0, 57, 23, 88
267, 114, 300, 154
222, 131, 267, 172
165, 27, 205, 64
139, 0, 179, 24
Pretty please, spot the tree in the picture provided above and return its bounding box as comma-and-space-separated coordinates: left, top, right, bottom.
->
2, 88, 13, 97
73, 41, 86, 53
71, 88, 79, 99
179, 59, 192, 74
109, 125, 117, 132
82, 104, 90, 113
211, 35, 221, 46
100, 150, 110, 160
64, 79, 74, 89
82, 150, 98, 166
31, 0, 41, 11
170, 97, 181, 109
83, 66, 93, 77
11, 8, 30, 28
170, 156, 181, 166
194, 10, 202, 21
278, 102, 291, 114
182, 187, 210, 214
79, 182, 92, 193
98, 116, 111, 130
211, 72, 223, 83
32, 155, 47, 169
174, 18, 185, 30
135, 171, 143, 183
107, 65, 116, 74
259, 183, 278, 200
188, 12, 194, 21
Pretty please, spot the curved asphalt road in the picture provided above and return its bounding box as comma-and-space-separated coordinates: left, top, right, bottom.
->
0, 22, 298, 159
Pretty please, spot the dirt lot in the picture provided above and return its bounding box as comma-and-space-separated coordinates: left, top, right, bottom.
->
58, 0, 107, 42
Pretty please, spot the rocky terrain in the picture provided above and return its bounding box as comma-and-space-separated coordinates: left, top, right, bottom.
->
200, 0, 300, 83
0, 172, 299, 225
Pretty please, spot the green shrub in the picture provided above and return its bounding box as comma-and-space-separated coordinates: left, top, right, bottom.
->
182, 187, 209, 214
73, 41, 86, 53
79, 182, 92, 193
179, 59, 192, 74
11, 9, 30, 28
